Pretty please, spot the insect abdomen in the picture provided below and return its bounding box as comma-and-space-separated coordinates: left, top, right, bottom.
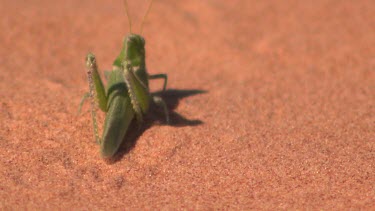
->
100, 70, 135, 158
101, 93, 134, 158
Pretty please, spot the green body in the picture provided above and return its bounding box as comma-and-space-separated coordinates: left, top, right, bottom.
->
83, 34, 168, 158
101, 69, 134, 157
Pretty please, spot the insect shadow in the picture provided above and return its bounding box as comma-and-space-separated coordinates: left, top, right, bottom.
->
107, 89, 206, 163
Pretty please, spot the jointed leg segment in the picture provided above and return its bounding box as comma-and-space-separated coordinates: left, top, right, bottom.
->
122, 62, 151, 125
153, 96, 170, 124
148, 73, 168, 92
78, 92, 90, 114
85, 53, 108, 144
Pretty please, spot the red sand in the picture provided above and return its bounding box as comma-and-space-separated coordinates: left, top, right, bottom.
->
0, 0, 374, 209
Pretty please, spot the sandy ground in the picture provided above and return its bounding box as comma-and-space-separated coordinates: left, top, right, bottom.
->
0, 0, 374, 209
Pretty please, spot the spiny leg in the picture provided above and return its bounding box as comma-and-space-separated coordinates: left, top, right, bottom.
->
78, 67, 108, 115
85, 53, 108, 144
153, 96, 170, 124
148, 73, 168, 92
77, 92, 90, 114
122, 61, 151, 126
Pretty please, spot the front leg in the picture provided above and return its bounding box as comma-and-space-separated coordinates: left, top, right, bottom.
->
149, 73, 169, 124
149, 73, 168, 92
153, 96, 170, 124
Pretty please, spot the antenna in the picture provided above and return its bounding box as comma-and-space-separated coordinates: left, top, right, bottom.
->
123, 0, 132, 33
140, 0, 154, 34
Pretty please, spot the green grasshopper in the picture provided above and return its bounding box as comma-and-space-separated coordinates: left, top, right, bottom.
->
80, 0, 169, 158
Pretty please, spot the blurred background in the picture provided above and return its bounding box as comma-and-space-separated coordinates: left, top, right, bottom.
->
0, 0, 374, 209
